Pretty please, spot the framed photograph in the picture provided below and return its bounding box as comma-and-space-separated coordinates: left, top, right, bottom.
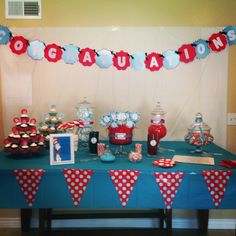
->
49, 133, 74, 165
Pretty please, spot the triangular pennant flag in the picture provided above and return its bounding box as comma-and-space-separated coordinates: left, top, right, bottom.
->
63, 169, 93, 207
202, 170, 232, 208
13, 169, 45, 207
109, 170, 140, 207
154, 172, 184, 209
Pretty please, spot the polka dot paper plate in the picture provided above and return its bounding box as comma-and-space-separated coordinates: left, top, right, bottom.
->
153, 158, 176, 168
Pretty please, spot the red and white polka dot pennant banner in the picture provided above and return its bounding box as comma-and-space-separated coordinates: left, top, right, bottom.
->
202, 170, 232, 208
109, 170, 140, 207
13, 169, 45, 207
154, 172, 184, 209
63, 169, 93, 207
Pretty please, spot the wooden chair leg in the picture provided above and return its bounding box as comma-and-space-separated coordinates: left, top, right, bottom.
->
197, 209, 209, 233
20, 208, 32, 232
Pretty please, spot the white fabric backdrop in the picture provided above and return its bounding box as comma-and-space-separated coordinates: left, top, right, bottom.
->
0, 27, 228, 147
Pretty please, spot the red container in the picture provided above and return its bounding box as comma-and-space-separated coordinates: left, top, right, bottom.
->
148, 121, 167, 139
108, 125, 133, 145
147, 133, 158, 155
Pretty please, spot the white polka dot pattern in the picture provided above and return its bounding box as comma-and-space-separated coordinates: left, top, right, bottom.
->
109, 170, 140, 207
63, 169, 93, 207
13, 169, 45, 207
154, 172, 184, 209
153, 159, 175, 168
202, 170, 232, 208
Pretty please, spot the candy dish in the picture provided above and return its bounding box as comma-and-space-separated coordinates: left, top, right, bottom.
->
100, 153, 115, 162
153, 158, 175, 168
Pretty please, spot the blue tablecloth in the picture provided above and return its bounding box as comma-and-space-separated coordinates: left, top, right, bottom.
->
0, 141, 236, 209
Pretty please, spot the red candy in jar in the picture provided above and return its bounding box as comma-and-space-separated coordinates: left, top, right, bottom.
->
148, 121, 167, 139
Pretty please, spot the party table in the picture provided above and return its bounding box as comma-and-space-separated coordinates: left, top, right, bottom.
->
0, 141, 236, 234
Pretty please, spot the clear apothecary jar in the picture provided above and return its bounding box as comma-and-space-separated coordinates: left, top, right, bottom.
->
75, 98, 94, 148
184, 112, 214, 153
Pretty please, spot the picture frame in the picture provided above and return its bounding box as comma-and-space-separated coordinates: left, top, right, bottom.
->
49, 133, 74, 165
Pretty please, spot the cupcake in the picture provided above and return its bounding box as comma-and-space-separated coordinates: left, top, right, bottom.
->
37, 140, 44, 150
4, 143, 11, 152
8, 133, 15, 142
30, 142, 39, 152
30, 132, 37, 142
20, 113, 29, 124
49, 126, 56, 133
11, 144, 19, 153
40, 124, 48, 132
29, 118, 36, 127
13, 134, 21, 144
51, 116, 58, 123
20, 145, 29, 154
22, 133, 30, 142
20, 123, 29, 132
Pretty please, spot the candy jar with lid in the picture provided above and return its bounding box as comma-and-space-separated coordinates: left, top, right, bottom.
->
75, 97, 94, 149
184, 112, 214, 153
147, 102, 167, 155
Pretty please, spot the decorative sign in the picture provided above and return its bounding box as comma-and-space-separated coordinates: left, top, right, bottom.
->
9, 36, 28, 55
78, 48, 96, 66
113, 50, 130, 70
145, 52, 163, 71
62, 44, 79, 64
0, 25, 11, 44
162, 50, 180, 69
49, 134, 74, 165
223, 26, 236, 45
96, 49, 113, 68
0, 25, 236, 72
27, 40, 45, 60
178, 44, 196, 63
130, 52, 146, 71
44, 43, 62, 62
194, 39, 210, 59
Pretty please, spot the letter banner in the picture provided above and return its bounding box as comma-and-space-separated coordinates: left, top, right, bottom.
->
0, 25, 235, 72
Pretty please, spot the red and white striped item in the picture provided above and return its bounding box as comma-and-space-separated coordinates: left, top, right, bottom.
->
57, 120, 85, 131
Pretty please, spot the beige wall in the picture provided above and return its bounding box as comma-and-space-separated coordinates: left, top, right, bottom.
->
0, 0, 236, 153
0, 0, 236, 221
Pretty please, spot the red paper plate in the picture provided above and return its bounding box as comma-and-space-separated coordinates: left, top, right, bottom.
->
153, 158, 175, 168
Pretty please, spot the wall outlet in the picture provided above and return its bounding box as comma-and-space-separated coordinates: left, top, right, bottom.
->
227, 113, 236, 125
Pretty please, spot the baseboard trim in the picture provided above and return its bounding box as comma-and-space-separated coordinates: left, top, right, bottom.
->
0, 217, 235, 229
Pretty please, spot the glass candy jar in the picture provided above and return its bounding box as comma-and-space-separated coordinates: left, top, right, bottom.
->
75, 98, 94, 148
184, 112, 214, 153
147, 102, 167, 153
